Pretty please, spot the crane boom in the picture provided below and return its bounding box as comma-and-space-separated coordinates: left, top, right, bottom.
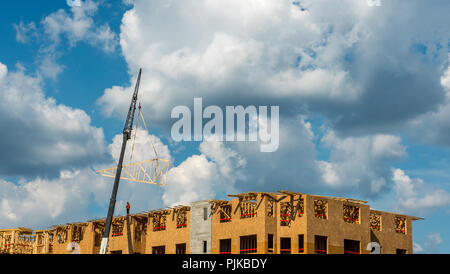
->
99, 68, 142, 254
123, 69, 142, 139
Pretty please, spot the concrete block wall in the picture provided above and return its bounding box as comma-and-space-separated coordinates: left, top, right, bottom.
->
190, 200, 212, 254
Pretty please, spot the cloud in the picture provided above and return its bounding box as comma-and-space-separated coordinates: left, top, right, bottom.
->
414, 232, 444, 254
109, 128, 171, 164
425, 233, 444, 253
13, 0, 119, 80
162, 141, 244, 206
98, 0, 449, 137
407, 60, 450, 146
317, 131, 407, 197
392, 168, 450, 214
13, 21, 37, 44
371, 135, 407, 160
42, 0, 117, 51
228, 116, 322, 194
0, 128, 170, 229
0, 169, 111, 229
0, 62, 108, 178
0, 129, 247, 228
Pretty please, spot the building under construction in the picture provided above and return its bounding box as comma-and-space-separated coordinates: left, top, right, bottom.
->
0, 190, 422, 254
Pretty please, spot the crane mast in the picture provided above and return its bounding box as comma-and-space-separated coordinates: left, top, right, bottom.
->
99, 68, 142, 254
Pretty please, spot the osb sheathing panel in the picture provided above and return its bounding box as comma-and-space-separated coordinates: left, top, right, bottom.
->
369, 211, 413, 254
275, 195, 307, 254
52, 224, 96, 254
305, 195, 371, 254
1, 192, 418, 255
210, 194, 309, 254
145, 210, 190, 254
211, 194, 268, 254
108, 217, 147, 254
51, 219, 142, 254
51, 226, 71, 254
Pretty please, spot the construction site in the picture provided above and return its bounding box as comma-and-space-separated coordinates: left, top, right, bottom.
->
0, 69, 422, 255
0, 190, 421, 254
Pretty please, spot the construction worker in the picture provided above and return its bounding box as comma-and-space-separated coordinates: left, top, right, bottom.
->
126, 202, 130, 215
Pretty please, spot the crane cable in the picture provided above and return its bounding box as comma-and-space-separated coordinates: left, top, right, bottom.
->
128, 103, 160, 177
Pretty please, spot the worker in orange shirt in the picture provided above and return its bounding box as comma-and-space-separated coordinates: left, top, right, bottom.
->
126, 202, 130, 215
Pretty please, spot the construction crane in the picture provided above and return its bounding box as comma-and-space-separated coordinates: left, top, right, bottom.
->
99, 69, 142, 255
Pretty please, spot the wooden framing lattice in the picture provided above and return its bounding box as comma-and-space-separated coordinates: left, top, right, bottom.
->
0, 229, 34, 254
71, 225, 87, 242
112, 218, 125, 237
343, 204, 360, 224
267, 198, 275, 217
280, 202, 292, 226
150, 210, 170, 232
96, 159, 170, 186
133, 216, 147, 242
395, 216, 407, 234
297, 197, 305, 217
277, 191, 304, 223
240, 202, 257, 219
211, 201, 233, 223
314, 200, 328, 219
369, 212, 381, 231
173, 206, 190, 229
93, 222, 105, 247
55, 226, 69, 244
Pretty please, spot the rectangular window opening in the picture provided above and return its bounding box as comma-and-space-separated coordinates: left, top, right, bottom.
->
314, 200, 328, 220
280, 237, 291, 254
298, 234, 304, 253
268, 234, 274, 253
203, 241, 208, 253
152, 246, 165, 254
343, 205, 360, 224
315, 235, 327, 254
344, 239, 360, 254
176, 243, 186, 254
240, 235, 257, 254
220, 205, 232, 223
220, 239, 232, 254
396, 249, 407, 254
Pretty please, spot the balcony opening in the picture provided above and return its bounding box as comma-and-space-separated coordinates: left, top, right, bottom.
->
176, 209, 188, 229
220, 205, 232, 223
343, 205, 360, 224
241, 202, 257, 219
314, 200, 328, 220
280, 202, 291, 226
369, 212, 382, 231
297, 197, 305, 217
112, 219, 124, 237
395, 216, 407, 234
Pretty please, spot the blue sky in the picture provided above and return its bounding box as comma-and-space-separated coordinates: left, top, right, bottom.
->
0, 0, 449, 254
